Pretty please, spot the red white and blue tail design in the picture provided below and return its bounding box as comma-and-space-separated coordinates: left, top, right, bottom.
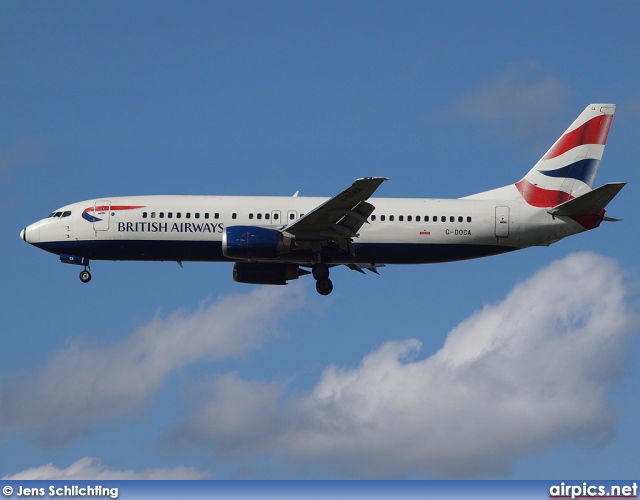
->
515, 104, 615, 207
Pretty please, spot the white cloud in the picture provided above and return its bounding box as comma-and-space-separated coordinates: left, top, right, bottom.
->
2, 456, 208, 480
0, 285, 304, 446
173, 253, 636, 478
174, 373, 286, 455
452, 63, 570, 141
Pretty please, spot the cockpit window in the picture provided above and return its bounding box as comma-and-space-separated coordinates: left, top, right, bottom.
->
47, 211, 71, 218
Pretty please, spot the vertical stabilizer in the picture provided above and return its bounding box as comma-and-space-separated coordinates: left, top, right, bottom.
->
515, 104, 615, 207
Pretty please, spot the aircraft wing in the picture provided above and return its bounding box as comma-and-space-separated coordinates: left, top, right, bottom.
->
282, 177, 388, 241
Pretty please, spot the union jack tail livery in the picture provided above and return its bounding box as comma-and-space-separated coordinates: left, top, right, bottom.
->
516, 104, 615, 208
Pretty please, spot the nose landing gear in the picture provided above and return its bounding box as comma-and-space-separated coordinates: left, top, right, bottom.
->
60, 254, 92, 283
79, 268, 92, 283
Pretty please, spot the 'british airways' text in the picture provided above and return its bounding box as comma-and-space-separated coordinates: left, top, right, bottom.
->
117, 222, 224, 233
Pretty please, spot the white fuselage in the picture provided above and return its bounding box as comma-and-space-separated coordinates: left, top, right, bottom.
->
21, 190, 589, 266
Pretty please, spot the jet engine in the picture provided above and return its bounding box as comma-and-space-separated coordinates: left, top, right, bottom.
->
232, 262, 309, 285
222, 226, 292, 259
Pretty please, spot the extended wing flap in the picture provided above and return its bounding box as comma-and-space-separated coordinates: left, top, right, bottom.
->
346, 263, 385, 274
549, 182, 626, 217
284, 177, 388, 240
331, 201, 376, 236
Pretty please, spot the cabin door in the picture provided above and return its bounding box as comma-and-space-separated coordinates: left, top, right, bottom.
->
495, 206, 509, 238
93, 200, 111, 231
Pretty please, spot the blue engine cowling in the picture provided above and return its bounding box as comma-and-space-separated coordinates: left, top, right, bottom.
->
222, 226, 291, 259
233, 262, 309, 285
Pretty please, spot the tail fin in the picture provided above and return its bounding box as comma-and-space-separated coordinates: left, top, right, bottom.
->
516, 104, 615, 207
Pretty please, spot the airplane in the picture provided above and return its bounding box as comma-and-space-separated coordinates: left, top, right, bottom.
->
20, 103, 625, 295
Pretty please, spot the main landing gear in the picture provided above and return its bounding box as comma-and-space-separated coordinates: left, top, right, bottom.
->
312, 263, 333, 296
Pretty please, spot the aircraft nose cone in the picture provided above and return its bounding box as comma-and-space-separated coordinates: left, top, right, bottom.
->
21, 225, 39, 244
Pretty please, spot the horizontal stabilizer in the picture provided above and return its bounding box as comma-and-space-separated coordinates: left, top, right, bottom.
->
548, 182, 626, 217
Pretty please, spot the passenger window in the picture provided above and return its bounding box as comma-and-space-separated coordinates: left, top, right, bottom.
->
450, 216, 454, 222
407, 215, 412, 222
265, 213, 270, 220
249, 213, 254, 220
289, 213, 295, 220
159, 212, 164, 218
458, 216, 463, 222
168, 212, 173, 218
151, 212, 156, 218
371, 215, 376, 221
142, 212, 148, 218
257, 213, 262, 220
432, 216, 437, 222
195, 213, 200, 219
381, 215, 386, 221
399, 215, 404, 222
176, 213, 181, 219
204, 213, 209, 219
390, 215, 395, 221
416, 216, 421, 222
232, 213, 237, 219
273, 213, 278, 220
186, 213, 191, 219
441, 216, 446, 222
215, 213, 219, 219
467, 216, 472, 223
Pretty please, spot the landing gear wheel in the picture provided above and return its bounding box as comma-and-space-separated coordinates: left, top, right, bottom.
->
79, 269, 92, 283
312, 263, 330, 281
316, 278, 333, 296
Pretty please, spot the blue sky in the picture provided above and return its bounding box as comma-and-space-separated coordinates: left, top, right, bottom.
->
1, 1, 639, 480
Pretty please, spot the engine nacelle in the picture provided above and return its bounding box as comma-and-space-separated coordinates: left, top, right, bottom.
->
222, 226, 291, 259
233, 262, 309, 285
